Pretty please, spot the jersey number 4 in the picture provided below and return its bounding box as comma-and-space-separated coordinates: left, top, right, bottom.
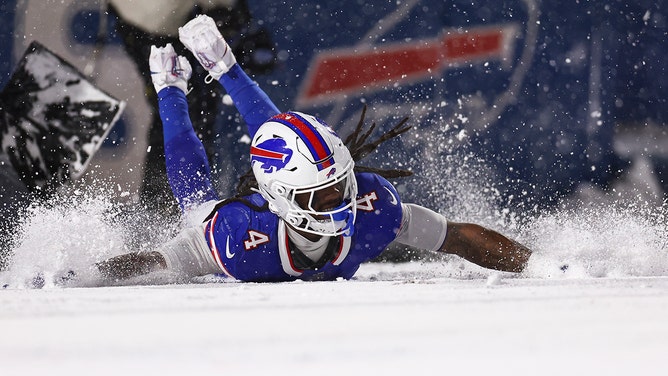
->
244, 230, 270, 250
356, 191, 378, 211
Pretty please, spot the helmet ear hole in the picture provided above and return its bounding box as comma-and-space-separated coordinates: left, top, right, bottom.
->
266, 183, 292, 217
286, 214, 300, 226
272, 184, 287, 196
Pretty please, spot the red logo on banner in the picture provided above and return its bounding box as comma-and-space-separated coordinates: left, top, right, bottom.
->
296, 25, 518, 107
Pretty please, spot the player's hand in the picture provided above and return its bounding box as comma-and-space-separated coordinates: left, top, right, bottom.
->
149, 43, 192, 94
178, 14, 237, 82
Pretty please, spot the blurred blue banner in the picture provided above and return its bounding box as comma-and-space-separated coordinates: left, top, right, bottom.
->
244, 0, 667, 209
2, 0, 666, 210
0, 0, 17, 88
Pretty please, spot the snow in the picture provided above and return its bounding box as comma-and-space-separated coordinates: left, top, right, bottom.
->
2, 144, 668, 375
1, 264, 667, 375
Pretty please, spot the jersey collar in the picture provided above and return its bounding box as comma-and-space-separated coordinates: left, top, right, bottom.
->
277, 221, 352, 277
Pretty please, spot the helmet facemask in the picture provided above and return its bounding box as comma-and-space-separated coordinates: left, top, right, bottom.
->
286, 161, 357, 237
257, 158, 357, 237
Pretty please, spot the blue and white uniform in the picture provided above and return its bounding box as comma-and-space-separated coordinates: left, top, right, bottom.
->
157, 64, 446, 282
201, 173, 401, 282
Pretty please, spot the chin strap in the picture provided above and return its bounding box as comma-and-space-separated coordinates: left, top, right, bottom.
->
331, 202, 355, 237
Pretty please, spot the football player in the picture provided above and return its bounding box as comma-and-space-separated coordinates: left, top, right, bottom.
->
97, 15, 531, 283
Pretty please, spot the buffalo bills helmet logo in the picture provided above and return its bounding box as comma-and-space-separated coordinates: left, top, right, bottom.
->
250, 138, 293, 173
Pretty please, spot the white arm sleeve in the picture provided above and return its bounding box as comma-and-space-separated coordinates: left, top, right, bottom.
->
156, 225, 222, 277
394, 203, 448, 252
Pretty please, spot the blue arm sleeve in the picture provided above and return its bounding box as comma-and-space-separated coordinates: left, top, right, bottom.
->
159, 87, 219, 211
219, 64, 280, 138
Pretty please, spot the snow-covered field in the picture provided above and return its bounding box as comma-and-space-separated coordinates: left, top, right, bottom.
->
2, 157, 668, 375
1, 261, 667, 375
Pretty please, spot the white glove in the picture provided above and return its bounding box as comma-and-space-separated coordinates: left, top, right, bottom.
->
178, 14, 237, 82
149, 43, 192, 94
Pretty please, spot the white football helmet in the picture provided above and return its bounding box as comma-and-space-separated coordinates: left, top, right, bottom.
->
250, 112, 357, 237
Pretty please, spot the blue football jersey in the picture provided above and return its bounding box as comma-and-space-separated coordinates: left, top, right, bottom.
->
203, 172, 403, 282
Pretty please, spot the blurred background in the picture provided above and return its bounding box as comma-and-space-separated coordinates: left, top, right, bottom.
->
1, 0, 666, 217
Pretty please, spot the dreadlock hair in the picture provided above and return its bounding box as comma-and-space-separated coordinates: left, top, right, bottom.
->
344, 105, 412, 179
234, 105, 412, 198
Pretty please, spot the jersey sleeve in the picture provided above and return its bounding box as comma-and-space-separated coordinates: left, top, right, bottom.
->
352, 173, 404, 260
202, 202, 249, 279
218, 64, 280, 137
158, 86, 219, 211
394, 203, 448, 252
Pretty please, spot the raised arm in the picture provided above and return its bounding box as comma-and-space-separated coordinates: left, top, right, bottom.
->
179, 14, 280, 138
149, 44, 218, 211
218, 64, 280, 137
